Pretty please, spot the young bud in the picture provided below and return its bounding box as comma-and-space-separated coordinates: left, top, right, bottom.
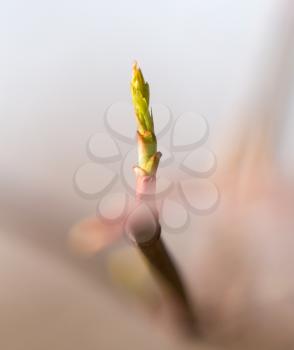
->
131, 62, 159, 176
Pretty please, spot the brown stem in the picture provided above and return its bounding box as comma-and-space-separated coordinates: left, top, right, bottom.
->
138, 233, 197, 335
127, 174, 197, 335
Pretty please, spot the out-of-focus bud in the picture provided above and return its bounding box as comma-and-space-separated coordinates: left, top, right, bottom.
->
69, 217, 123, 256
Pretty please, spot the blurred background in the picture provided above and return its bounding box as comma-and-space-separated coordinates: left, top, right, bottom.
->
1, 0, 294, 349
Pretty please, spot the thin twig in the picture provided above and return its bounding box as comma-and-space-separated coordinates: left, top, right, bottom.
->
128, 62, 197, 335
